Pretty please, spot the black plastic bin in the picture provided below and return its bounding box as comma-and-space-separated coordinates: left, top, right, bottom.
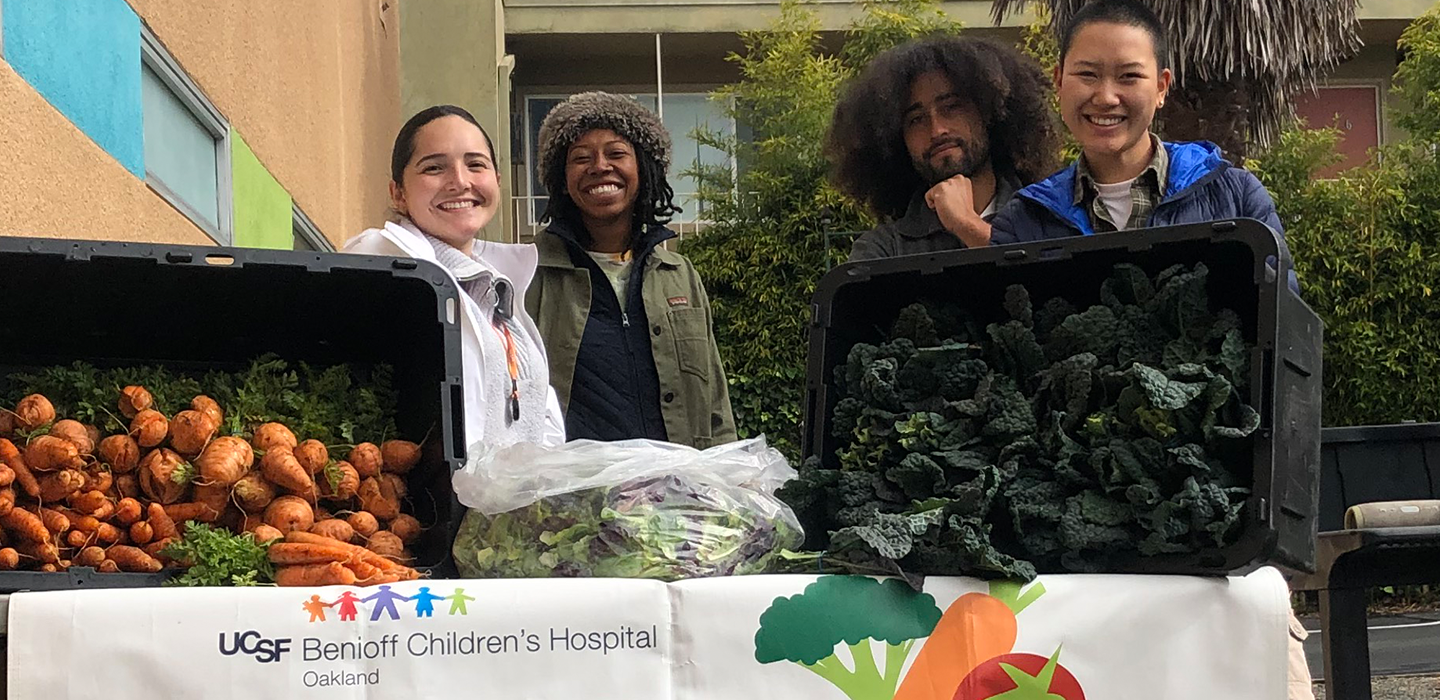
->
0, 237, 466, 591
804, 219, 1324, 575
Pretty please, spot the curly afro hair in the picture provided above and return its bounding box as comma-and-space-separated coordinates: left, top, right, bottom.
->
536, 92, 680, 238
826, 35, 1061, 220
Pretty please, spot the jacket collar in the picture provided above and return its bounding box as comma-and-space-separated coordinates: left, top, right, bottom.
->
1015, 140, 1230, 235
537, 218, 681, 270
378, 219, 539, 297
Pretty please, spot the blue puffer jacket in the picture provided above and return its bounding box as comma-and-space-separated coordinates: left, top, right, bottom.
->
990, 141, 1298, 291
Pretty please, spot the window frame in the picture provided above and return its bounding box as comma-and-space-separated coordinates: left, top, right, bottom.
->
140, 23, 233, 245
291, 204, 333, 252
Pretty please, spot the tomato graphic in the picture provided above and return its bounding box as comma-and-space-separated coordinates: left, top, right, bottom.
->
952, 648, 1085, 700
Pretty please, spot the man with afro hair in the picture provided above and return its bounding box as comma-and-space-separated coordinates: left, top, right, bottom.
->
829, 35, 1061, 261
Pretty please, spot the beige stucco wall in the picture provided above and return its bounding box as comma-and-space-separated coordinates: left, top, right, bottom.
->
0, 1, 399, 247
125, 0, 401, 246
401, 0, 513, 242
504, 0, 1028, 34
0, 66, 213, 244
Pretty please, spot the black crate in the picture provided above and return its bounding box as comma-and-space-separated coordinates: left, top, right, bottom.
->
805, 219, 1323, 575
0, 237, 466, 591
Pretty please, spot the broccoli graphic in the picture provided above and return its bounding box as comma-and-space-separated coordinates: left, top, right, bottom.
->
754, 576, 942, 700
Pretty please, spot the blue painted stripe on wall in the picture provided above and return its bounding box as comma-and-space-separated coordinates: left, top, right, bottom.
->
3, 0, 144, 177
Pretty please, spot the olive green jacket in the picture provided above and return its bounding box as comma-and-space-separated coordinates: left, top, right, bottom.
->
526, 229, 738, 448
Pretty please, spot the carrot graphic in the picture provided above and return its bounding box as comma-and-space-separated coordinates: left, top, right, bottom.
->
891, 580, 1045, 700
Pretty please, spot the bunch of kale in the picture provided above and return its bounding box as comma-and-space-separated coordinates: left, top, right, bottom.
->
781, 263, 1260, 579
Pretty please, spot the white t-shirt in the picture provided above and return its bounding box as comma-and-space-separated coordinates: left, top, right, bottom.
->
587, 249, 635, 304
1094, 178, 1138, 229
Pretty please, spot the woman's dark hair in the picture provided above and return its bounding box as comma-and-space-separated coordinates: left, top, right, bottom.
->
540, 135, 679, 247
390, 105, 496, 184
826, 35, 1061, 221
1060, 0, 1169, 72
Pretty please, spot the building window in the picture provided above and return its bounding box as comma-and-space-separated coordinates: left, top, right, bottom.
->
291, 205, 331, 251
521, 93, 734, 232
1293, 84, 1381, 179
140, 25, 231, 243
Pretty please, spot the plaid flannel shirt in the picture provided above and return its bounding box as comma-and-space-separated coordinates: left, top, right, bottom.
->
1074, 134, 1169, 232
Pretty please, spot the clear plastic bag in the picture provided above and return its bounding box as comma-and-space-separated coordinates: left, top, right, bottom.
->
450, 437, 803, 580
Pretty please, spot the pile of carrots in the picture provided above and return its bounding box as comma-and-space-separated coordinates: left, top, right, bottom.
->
0, 387, 423, 584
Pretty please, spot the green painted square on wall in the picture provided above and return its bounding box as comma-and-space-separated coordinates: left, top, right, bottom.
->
231, 130, 293, 249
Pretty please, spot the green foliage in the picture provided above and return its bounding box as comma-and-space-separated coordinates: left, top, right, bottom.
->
1245, 5, 1440, 427
4, 355, 399, 443
162, 522, 274, 587
452, 475, 801, 581
682, 0, 963, 460
754, 576, 942, 700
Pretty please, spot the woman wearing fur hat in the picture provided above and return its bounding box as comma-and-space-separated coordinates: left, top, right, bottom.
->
527, 92, 736, 448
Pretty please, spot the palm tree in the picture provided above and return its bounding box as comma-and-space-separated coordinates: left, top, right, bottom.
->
991, 0, 1362, 158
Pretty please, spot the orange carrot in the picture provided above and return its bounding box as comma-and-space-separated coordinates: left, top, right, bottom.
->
380, 440, 421, 474
26, 435, 83, 472
98, 435, 141, 474
168, 410, 217, 457
347, 511, 380, 540
195, 437, 253, 487
147, 502, 179, 541
65, 530, 90, 548
115, 473, 141, 499
0, 439, 40, 499
165, 502, 223, 524
0, 463, 14, 488
129, 409, 169, 448
21, 541, 61, 565
252, 524, 285, 542
348, 443, 383, 479
97, 559, 120, 573
75, 545, 105, 568
139, 448, 191, 504
357, 477, 400, 521
251, 423, 298, 453
106, 545, 162, 573
342, 558, 386, 584
310, 519, 354, 542
264, 495, 315, 533
115, 497, 143, 525
275, 561, 356, 587
118, 386, 153, 419
285, 531, 417, 578
68, 489, 109, 515
81, 463, 114, 494
388, 514, 422, 545
319, 460, 359, 502
294, 440, 329, 475
0, 547, 19, 570
49, 420, 94, 456
232, 471, 277, 513
129, 521, 154, 545
14, 395, 55, 431
891, 581, 1045, 700
262, 446, 316, 499
267, 542, 359, 566
37, 469, 85, 503
366, 531, 406, 562
37, 507, 70, 535
190, 396, 224, 429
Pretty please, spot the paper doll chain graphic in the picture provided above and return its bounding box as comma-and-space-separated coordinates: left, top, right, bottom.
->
302, 586, 477, 623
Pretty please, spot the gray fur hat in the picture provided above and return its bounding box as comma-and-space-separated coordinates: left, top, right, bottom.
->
536, 92, 672, 186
